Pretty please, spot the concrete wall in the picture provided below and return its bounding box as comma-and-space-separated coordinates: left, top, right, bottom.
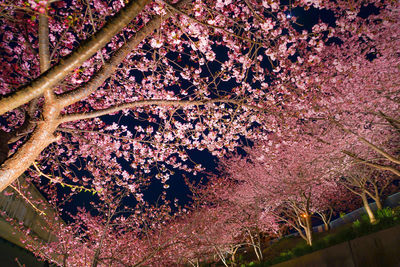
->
0, 177, 59, 246
0, 176, 63, 266
273, 224, 400, 267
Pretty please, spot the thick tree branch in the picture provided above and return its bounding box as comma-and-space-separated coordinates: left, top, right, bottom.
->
39, 13, 51, 73
0, 0, 151, 115
0, 92, 62, 192
332, 119, 400, 165
343, 150, 400, 177
4, 14, 51, 146
0, 120, 60, 192
60, 98, 263, 123
57, 0, 192, 107
357, 136, 400, 165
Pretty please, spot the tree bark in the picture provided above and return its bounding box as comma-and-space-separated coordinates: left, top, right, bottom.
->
214, 246, 228, 267
361, 192, 377, 224
248, 229, 262, 261
0, 12, 51, 164
323, 221, 330, 231
0, 131, 12, 165
230, 246, 238, 267
375, 197, 383, 210
304, 214, 312, 246
0, 119, 60, 192
39, 13, 51, 73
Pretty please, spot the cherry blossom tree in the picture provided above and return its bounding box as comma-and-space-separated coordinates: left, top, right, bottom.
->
147, 203, 242, 267
15, 188, 181, 266
339, 165, 396, 224
1, 0, 399, 265
195, 178, 276, 262
313, 182, 357, 231
217, 134, 349, 246
276, 3, 400, 226
2, 0, 371, 196
0, 0, 331, 264
280, 1, 400, 176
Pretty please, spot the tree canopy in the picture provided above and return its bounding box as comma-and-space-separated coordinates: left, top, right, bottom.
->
0, 0, 399, 265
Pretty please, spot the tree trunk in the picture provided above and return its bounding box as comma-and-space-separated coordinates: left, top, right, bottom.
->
214, 246, 228, 267
323, 222, 330, 231
248, 229, 262, 261
230, 247, 238, 267
62, 253, 68, 267
361, 192, 377, 224
256, 234, 263, 261
375, 196, 383, 210
304, 214, 313, 246
316, 209, 332, 232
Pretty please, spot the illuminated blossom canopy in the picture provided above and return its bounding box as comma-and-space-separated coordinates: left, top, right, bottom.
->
0, 0, 399, 265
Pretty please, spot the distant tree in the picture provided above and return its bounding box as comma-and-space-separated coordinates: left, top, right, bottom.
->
340, 166, 396, 224
285, 2, 400, 176
19, 189, 179, 266
217, 137, 346, 246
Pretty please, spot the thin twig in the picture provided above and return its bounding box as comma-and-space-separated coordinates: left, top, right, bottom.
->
9, 184, 46, 216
